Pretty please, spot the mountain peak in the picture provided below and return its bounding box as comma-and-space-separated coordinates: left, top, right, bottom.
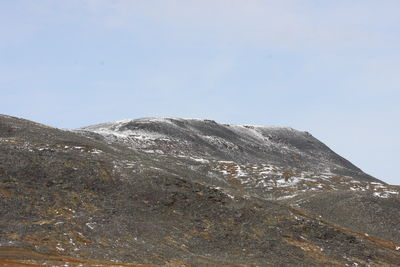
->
77, 117, 379, 183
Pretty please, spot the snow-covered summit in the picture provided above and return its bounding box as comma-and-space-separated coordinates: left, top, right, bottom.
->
80, 117, 298, 141
76, 117, 379, 183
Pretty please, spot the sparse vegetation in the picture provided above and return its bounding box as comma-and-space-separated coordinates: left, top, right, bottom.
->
1, 115, 399, 266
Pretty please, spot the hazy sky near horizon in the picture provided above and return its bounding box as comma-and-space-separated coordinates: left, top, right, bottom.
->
1, 1, 399, 184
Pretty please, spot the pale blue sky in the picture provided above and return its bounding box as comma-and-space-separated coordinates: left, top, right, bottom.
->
1, 1, 399, 184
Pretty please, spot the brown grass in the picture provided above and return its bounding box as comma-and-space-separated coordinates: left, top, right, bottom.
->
288, 207, 400, 252
0, 247, 158, 267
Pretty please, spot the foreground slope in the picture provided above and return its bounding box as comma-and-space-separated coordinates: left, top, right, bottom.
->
1, 114, 399, 266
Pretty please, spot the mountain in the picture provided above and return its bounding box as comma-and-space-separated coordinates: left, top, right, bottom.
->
1, 114, 399, 266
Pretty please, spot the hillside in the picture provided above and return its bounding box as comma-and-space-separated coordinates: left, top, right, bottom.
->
1, 114, 399, 266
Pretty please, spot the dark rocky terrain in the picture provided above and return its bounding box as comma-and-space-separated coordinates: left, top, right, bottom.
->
1, 114, 399, 266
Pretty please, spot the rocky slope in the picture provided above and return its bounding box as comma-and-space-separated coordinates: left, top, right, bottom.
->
77, 118, 378, 181
1, 114, 399, 266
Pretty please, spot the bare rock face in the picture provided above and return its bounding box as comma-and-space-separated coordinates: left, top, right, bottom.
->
1, 114, 399, 266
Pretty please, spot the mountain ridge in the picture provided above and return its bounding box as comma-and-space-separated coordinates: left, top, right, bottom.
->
77, 117, 381, 183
